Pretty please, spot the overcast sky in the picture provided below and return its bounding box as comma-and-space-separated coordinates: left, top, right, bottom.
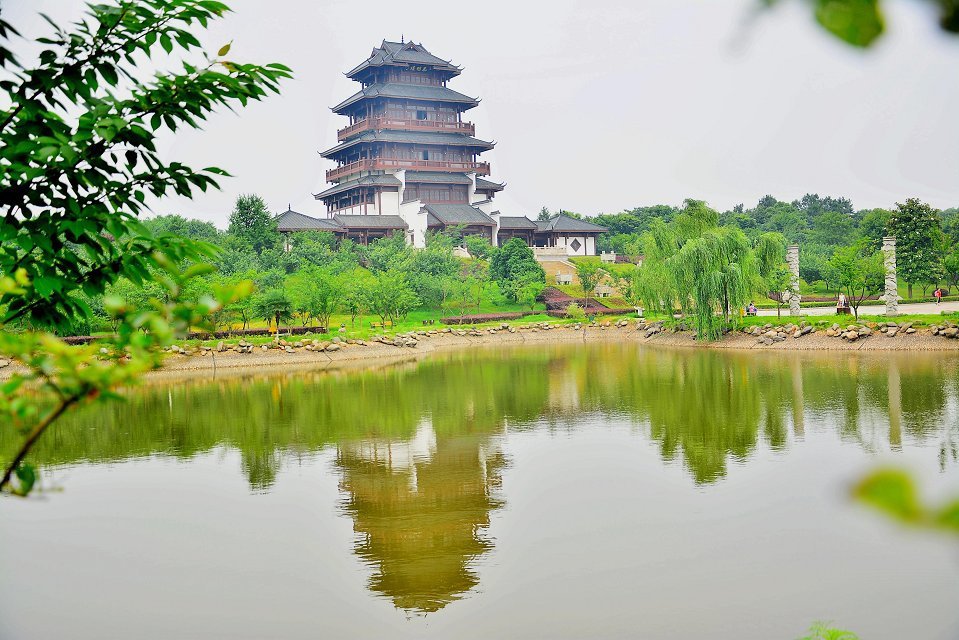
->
5, 0, 958, 226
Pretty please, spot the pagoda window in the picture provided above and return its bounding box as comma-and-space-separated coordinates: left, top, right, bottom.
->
416, 110, 428, 121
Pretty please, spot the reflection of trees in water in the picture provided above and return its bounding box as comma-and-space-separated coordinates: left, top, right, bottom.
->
4, 345, 958, 489
336, 422, 506, 613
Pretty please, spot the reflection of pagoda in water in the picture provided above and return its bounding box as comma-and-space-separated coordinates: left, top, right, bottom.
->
336, 420, 506, 613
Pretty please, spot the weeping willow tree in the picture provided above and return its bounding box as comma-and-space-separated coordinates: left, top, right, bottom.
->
671, 227, 758, 339
635, 200, 787, 340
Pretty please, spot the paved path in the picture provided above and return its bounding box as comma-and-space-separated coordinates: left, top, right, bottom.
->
757, 300, 959, 317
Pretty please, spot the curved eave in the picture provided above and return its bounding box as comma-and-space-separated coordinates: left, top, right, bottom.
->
332, 85, 479, 114
321, 133, 494, 158
346, 61, 462, 81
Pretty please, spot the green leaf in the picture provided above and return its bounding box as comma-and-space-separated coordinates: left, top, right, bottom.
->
852, 468, 921, 524
815, 0, 884, 47
935, 500, 959, 532
14, 462, 37, 496
160, 33, 173, 54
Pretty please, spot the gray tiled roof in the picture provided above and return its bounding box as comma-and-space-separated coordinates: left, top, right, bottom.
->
346, 41, 461, 79
498, 216, 537, 230
404, 171, 471, 184
333, 214, 408, 229
321, 130, 493, 158
535, 214, 608, 233
474, 177, 504, 192
275, 209, 342, 232
423, 203, 494, 227
314, 174, 402, 199
333, 83, 478, 113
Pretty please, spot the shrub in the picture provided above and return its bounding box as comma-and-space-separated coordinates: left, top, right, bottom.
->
565, 303, 586, 319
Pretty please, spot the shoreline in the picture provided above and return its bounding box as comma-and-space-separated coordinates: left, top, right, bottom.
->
124, 321, 959, 381
4, 320, 959, 383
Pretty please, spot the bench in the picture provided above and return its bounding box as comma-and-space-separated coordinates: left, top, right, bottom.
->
836, 305, 851, 315
370, 320, 394, 329
421, 319, 435, 325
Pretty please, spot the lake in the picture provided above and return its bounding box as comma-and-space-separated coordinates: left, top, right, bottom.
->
1, 343, 958, 639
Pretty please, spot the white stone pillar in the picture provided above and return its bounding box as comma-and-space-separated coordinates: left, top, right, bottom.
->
787, 244, 801, 316
882, 236, 898, 317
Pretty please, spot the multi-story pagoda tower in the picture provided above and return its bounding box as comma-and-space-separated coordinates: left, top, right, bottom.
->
314, 40, 505, 248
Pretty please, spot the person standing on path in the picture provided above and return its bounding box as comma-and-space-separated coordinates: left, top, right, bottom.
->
935, 287, 943, 304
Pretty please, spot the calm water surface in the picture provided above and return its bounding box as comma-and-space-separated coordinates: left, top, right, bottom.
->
1, 343, 958, 639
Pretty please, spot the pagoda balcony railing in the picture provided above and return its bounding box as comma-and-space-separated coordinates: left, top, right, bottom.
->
337, 117, 475, 141
327, 159, 490, 182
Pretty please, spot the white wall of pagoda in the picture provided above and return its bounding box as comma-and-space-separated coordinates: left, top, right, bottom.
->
399, 199, 427, 248
467, 173, 477, 204
380, 190, 400, 216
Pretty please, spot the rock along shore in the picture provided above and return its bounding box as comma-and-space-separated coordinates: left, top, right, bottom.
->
4, 317, 959, 382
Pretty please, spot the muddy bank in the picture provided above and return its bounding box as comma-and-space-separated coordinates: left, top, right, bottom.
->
4, 319, 959, 383
139, 319, 959, 380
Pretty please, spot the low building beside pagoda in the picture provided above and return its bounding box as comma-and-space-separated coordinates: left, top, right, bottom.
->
278, 39, 606, 255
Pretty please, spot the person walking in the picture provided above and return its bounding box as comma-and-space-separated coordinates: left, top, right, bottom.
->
934, 287, 943, 305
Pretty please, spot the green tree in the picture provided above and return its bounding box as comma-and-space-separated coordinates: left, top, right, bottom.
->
828, 245, 884, 320
408, 235, 459, 307
616, 266, 644, 315
255, 289, 292, 334
888, 198, 944, 299
810, 210, 855, 248
943, 248, 959, 292
364, 233, 413, 274
145, 214, 222, 244
575, 259, 604, 307
636, 202, 776, 340
368, 270, 419, 325
857, 208, 891, 251
342, 267, 375, 326
288, 267, 344, 329
228, 194, 279, 255
671, 226, 760, 339
764, 264, 791, 318
516, 278, 545, 312
0, 0, 288, 494
464, 235, 493, 260
489, 238, 545, 302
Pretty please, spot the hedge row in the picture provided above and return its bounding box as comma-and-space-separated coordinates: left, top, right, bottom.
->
61, 325, 329, 345
441, 312, 533, 325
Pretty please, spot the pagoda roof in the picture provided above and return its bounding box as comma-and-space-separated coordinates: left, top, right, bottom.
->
404, 171, 472, 185
321, 130, 494, 158
333, 83, 479, 114
474, 177, 505, 192
423, 203, 495, 227
275, 208, 343, 232
535, 214, 608, 233
314, 174, 402, 199
333, 214, 408, 230
346, 40, 461, 80
498, 216, 537, 230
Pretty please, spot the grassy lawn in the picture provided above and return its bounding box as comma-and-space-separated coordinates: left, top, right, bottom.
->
737, 311, 958, 329
799, 280, 953, 302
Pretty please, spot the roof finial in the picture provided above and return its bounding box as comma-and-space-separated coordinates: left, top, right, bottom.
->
288, 202, 291, 210
401, 34, 404, 44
